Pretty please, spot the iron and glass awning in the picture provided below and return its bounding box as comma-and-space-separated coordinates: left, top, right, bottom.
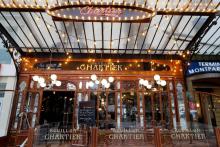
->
0, 0, 220, 59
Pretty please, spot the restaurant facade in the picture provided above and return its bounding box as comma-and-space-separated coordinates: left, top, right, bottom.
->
0, 0, 220, 146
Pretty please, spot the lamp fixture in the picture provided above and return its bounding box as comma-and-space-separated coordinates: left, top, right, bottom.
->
139, 74, 166, 91
88, 74, 114, 89
32, 74, 61, 88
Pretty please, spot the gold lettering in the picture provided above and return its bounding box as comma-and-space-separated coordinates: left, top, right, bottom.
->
79, 63, 124, 71
80, 64, 86, 71
111, 64, 117, 71
86, 64, 93, 70
99, 65, 104, 71
118, 65, 123, 71
109, 134, 113, 139
93, 64, 98, 71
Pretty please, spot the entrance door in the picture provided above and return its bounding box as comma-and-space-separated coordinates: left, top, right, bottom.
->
39, 91, 75, 128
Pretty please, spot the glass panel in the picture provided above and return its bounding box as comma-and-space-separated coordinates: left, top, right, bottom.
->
107, 92, 116, 128
144, 93, 152, 128
139, 93, 144, 127
98, 92, 107, 129
122, 91, 137, 128
170, 92, 176, 128
117, 92, 120, 128
162, 92, 170, 129
153, 93, 161, 126
177, 82, 187, 129
13, 91, 23, 129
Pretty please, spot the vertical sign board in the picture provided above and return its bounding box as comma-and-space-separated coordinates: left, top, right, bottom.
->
186, 61, 220, 76
78, 101, 96, 126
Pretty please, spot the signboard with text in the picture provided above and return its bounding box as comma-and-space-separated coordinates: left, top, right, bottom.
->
187, 61, 220, 76
78, 101, 96, 126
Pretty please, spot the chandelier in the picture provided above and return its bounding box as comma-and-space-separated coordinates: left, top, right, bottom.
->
32, 74, 61, 88
87, 74, 114, 89
139, 74, 166, 91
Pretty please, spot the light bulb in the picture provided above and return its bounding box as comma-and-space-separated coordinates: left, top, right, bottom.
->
89, 81, 94, 87
55, 81, 61, 86
108, 77, 114, 83
156, 80, 161, 85
50, 74, 57, 80
154, 74, 160, 81
32, 75, 39, 81
147, 84, 152, 89
161, 80, 167, 86
105, 82, 110, 88
95, 80, 99, 84
40, 82, 46, 88
52, 80, 57, 85
38, 77, 45, 84
91, 74, 97, 81
143, 80, 149, 87
101, 79, 108, 86
139, 79, 144, 85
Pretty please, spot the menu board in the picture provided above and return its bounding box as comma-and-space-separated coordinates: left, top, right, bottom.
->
78, 101, 96, 126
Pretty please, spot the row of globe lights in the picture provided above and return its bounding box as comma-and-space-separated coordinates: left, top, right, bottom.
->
48, 12, 155, 21
87, 74, 114, 89
139, 74, 167, 90
32, 74, 61, 88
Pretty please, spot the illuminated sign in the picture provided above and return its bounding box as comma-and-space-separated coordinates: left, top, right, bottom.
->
34, 61, 170, 71
78, 63, 123, 71
47, 2, 156, 22
80, 6, 123, 17
187, 61, 220, 76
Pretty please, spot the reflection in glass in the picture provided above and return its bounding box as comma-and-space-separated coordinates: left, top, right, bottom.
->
122, 92, 137, 128
98, 92, 106, 129
153, 93, 161, 126
144, 93, 152, 128
107, 92, 116, 128
162, 92, 170, 128
177, 82, 186, 128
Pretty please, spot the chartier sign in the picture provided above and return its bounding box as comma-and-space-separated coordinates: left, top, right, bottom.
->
34, 61, 170, 72
187, 61, 220, 76
46, 1, 156, 22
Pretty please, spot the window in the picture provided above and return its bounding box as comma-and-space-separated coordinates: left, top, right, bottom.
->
0, 83, 7, 98
0, 47, 11, 64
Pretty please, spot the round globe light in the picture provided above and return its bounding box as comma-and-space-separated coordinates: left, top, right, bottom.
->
40, 82, 46, 88
147, 84, 152, 89
55, 81, 61, 87
89, 81, 94, 87
101, 79, 108, 86
91, 74, 97, 81
32, 75, 39, 81
50, 74, 57, 81
38, 77, 45, 84
154, 74, 160, 81
52, 80, 57, 85
108, 77, 114, 83
161, 80, 167, 86
139, 79, 144, 85
143, 80, 149, 87
105, 82, 110, 88
156, 80, 161, 85
95, 80, 100, 85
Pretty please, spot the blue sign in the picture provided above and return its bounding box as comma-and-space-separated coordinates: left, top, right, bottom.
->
187, 61, 220, 76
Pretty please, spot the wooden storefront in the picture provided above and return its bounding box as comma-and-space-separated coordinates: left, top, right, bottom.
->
8, 57, 189, 146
